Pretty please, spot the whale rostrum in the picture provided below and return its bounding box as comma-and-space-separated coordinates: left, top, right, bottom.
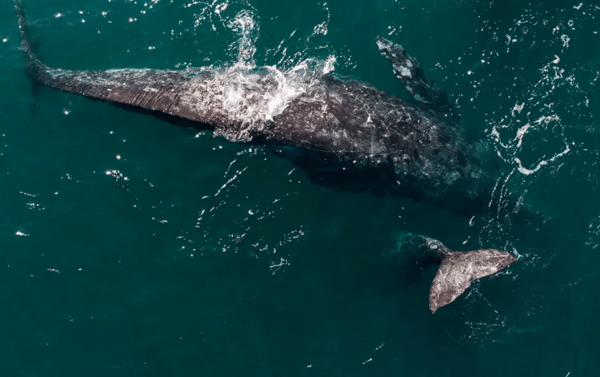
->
14, 0, 517, 313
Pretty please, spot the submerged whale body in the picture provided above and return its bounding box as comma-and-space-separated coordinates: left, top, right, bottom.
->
14, 0, 516, 313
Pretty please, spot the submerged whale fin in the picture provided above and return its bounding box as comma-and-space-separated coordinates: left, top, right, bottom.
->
14, 0, 46, 81
375, 37, 449, 111
425, 238, 517, 313
14, 1, 35, 63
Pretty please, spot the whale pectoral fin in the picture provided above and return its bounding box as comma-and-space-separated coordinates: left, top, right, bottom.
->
428, 246, 517, 313
375, 36, 449, 110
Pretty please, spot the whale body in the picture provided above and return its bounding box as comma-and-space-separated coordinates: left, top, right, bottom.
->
14, 0, 516, 313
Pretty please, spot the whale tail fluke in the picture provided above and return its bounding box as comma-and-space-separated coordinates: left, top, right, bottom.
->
391, 235, 517, 313
425, 238, 517, 313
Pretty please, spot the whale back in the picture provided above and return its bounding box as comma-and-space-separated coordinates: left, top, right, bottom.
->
15, 0, 492, 212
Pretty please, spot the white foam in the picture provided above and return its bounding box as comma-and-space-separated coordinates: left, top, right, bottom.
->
399, 66, 411, 77
513, 123, 531, 148
322, 55, 336, 75
511, 102, 524, 116
515, 144, 570, 175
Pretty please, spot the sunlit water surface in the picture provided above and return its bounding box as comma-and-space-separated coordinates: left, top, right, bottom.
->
0, 0, 599, 375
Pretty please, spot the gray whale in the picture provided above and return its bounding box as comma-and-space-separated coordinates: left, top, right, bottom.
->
14, 0, 516, 313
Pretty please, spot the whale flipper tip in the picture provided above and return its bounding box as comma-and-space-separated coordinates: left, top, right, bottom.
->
375, 36, 450, 112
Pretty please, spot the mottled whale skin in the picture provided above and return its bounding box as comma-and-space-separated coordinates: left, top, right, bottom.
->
14, 0, 516, 313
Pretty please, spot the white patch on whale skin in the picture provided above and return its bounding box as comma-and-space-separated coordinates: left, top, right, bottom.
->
398, 66, 412, 77
375, 39, 388, 51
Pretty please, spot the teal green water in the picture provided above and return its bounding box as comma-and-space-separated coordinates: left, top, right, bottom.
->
1, 0, 600, 375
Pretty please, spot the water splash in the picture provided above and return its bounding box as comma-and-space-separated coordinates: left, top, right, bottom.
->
186, 0, 261, 66
180, 0, 340, 131
227, 9, 258, 67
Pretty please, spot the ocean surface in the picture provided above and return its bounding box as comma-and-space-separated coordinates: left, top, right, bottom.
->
1, 0, 599, 375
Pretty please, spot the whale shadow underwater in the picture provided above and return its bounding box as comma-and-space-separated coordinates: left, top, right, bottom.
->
14, 0, 517, 314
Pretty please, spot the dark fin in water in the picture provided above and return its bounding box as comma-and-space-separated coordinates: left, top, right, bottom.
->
15, 0, 46, 103
375, 37, 450, 112
425, 238, 517, 314
14, 0, 46, 79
